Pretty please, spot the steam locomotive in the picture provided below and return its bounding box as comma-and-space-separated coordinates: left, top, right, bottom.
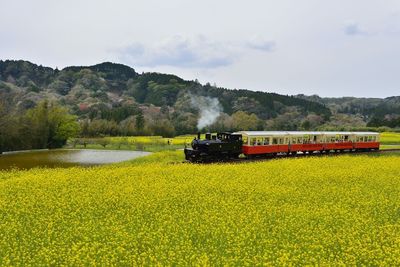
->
184, 131, 380, 162
184, 132, 243, 162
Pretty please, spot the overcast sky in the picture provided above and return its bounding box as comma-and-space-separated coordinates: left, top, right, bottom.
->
1, 0, 399, 97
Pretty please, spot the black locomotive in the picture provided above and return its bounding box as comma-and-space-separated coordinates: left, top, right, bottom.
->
184, 132, 243, 162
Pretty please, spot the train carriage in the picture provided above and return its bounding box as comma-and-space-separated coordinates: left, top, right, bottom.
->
237, 131, 380, 157
184, 131, 380, 162
286, 131, 324, 153
240, 131, 290, 155
353, 132, 380, 150
322, 132, 354, 151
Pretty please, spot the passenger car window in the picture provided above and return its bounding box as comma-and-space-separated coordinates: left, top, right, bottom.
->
251, 138, 257, 145
256, 137, 263, 145
242, 136, 248, 145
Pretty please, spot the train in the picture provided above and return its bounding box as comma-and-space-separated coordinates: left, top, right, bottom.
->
184, 131, 380, 162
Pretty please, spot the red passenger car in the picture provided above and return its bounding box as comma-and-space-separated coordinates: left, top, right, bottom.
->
238, 131, 379, 157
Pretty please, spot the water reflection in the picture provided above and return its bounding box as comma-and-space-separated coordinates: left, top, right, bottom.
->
0, 149, 151, 170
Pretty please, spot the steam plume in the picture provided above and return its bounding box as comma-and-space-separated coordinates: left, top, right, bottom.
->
190, 94, 222, 130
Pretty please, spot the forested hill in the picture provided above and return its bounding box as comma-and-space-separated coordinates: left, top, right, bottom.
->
296, 94, 400, 129
1, 60, 330, 134
0, 60, 329, 117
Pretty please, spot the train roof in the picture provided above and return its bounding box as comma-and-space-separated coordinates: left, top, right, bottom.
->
350, 132, 380, 136
235, 131, 379, 136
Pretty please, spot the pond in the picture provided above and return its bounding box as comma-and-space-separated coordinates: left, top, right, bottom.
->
0, 149, 151, 170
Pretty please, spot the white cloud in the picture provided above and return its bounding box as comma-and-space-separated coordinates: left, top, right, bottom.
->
116, 35, 276, 69
246, 36, 276, 51
117, 36, 237, 68
344, 22, 368, 36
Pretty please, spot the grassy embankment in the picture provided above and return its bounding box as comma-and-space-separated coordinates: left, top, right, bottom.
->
1, 150, 400, 265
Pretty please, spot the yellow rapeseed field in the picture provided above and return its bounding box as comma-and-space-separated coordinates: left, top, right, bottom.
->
1, 152, 400, 265
107, 135, 194, 146
380, 132, 400, 144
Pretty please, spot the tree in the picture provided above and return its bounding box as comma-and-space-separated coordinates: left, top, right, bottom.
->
25, 101, 79, 148
232, 97, 267, 119
119, 117, 136, 136
208, 113, 233, 132
87, 119, 118, 136
232, 111, 260, 131
80, 119, 90, 137
147, 119, 176, 137
319, 114, 366, 130
300, 114, 324, 130
135, 110, 145, 133
47, 104, 80, 147
25, 100, 49, 148
98, 138, 110, 148
160, 105, 170, 119
171, 112, 197, 135
265, 107, 303, 130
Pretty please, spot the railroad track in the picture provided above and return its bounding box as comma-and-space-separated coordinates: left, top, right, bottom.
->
183, 148, 400, 164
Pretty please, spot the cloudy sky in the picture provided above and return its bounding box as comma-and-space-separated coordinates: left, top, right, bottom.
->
1, 0, 399, 97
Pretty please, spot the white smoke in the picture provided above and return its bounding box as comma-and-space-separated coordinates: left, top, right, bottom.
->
190, 94, 222, 130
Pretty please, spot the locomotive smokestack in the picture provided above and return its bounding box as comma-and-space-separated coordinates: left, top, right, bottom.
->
197, 132, 201, 140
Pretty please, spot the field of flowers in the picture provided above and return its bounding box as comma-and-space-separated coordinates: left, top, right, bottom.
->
107, 135, 193, 145
1, 151, 400, 265
380, 132, 400, 145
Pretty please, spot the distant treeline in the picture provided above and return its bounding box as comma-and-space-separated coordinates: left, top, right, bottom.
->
1, 98, 398, 153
